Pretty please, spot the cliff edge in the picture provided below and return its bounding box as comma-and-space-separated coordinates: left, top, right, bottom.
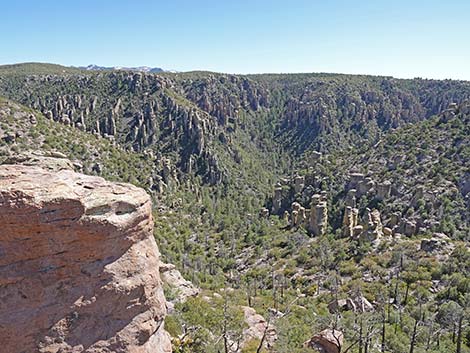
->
0, 164, 172, 353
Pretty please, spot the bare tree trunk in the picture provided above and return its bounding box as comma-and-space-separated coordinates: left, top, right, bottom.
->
271, 270, 278, 311
358, 317, 363, 353
254, 278, 257, 297
223, 292, 229, 353
381, 310, 386, 353
256, 316, 271, 353
409, 318, 418, 353
452, 322, 456, 343
399, 306, 403, 331
456, 315, 463, 353
394, 257, 402, 305
404, 282, 410, 306
387, 296, 392, 322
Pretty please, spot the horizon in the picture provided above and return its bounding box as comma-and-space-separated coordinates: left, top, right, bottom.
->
4, 61, 470, 82
2, 0, 470, 80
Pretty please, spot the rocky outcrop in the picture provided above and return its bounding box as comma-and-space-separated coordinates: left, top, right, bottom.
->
363, 208, 384, 242
328, 295, 374, 314
3, 150, 76, 171
308, 194, 328, 236
343, 206, 387, 243
240, 306, 277, 350
0, 164, 171, 353
439, 102, 459, 123
420, 233, 452, 253
345, 189, 357, 208
294, 175, 305, 193
376, 181, 391, 200
305, 329, 343, 353
347, 173, 375, 197
159, 262, 200, 305
291, 202, 306, 227
342, 206, 359, 238
272, 185, 283, 214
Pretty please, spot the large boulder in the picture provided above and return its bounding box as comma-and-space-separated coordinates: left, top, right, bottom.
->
305, 329, 343, 353
420, 233, 452, 253
159, 262, 200, 305
0, 164, 172, 353
240, 306, 277, 350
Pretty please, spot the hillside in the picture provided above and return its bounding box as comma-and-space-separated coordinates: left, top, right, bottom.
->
0, 63, 469, 353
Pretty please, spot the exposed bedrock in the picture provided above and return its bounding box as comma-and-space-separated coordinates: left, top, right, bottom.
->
0, 164, 172, 353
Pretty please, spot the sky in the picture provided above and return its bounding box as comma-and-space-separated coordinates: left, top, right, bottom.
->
2, 0, 470, 80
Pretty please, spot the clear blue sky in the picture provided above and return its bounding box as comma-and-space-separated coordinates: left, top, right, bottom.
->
2, 0, 470, 80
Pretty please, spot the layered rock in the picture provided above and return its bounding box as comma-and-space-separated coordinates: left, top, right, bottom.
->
342, 206, 359, 238
363, 208, 384, 241
347, 173, 375, 197
308, 194, 328, 236
3, 150, 75, 171
0, 164, 171, 353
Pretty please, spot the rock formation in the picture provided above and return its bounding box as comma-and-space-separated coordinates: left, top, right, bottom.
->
342, 206, 359, 238
309, 194, 328, 236
328, 295, 374, 314
294, 175, 305, 193
159, 262, 200, 305
272, 185, 283, 214
240, 306, 277, 350
3, 150, 75, 171
283, 210, 290, 223
260, 207, 270, 218
376, 181, 391, 200
363, 208, 384, 242
348, 172, 365, 190
403, 219, 417, 236
0, 164, 171, 353
348, 173, 375, 197
420, 233, 452, 253
345, 189, 357, 208
305, 329, 343, 353
291, 202, 302, 227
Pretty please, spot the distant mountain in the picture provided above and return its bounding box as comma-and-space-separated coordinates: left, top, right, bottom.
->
80, 64, 165, 73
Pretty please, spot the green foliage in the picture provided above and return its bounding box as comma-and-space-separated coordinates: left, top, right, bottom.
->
1, 65, 469, 352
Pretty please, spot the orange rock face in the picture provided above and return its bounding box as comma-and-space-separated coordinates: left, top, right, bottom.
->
0, 164, 172, 353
